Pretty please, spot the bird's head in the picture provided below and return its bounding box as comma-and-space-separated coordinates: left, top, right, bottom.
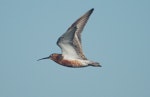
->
37, 53, 60, 61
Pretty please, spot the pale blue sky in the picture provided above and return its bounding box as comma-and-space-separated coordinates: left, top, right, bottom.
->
0, 0, 150, 97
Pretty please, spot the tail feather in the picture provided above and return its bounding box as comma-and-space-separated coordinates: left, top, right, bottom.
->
89, 62, 101, 67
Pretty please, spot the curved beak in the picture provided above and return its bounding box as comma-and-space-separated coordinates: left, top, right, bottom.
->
37, 56, 50, 61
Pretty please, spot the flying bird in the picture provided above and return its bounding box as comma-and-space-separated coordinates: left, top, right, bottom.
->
38, 8, 101, 68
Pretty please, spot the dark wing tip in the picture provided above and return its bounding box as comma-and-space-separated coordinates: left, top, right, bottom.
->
87, 8, 94, 17
90, 8, 94, 13
91, 8, 94, 11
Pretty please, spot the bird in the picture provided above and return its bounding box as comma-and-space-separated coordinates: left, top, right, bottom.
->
37, 8, 101, 68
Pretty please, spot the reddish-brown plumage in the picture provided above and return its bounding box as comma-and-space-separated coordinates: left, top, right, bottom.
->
50, 53, 62, 62
50, 53, 83, 67
60, 59, 83, 67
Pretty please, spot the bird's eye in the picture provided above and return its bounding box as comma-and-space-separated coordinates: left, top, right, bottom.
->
50, 54, 54, 57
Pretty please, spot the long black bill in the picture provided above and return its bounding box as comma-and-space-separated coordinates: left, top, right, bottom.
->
37, 56, 50, 61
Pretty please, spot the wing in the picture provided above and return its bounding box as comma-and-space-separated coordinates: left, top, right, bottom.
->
68, 8, 94, 43
57, 8, 94, 59
57, 26, 80, 59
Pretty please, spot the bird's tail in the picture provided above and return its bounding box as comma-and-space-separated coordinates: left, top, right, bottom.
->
89, 62, 101, 67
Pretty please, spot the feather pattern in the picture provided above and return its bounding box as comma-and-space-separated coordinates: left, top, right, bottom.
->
57, 8, 94, 60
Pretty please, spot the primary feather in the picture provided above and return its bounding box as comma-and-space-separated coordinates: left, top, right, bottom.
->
57, 8, 94, 60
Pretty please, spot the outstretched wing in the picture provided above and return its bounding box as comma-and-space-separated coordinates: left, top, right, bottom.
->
57, 8, 94, 59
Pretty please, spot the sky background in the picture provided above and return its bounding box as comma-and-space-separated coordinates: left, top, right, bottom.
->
0, 0, 150, 97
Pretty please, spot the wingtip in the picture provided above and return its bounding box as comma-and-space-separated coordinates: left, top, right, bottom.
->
89, 8, 94, 14
90, 8, 94, 12
91, 8, 94, 11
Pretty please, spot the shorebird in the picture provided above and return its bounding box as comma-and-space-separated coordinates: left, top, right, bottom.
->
38, 8, 101, 68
